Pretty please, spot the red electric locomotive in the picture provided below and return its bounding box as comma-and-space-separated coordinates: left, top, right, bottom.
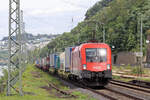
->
70, 43, 112, 86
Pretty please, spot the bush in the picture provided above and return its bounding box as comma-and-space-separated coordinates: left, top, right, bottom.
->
0, 69, 8, 93
131, 67, 144, 75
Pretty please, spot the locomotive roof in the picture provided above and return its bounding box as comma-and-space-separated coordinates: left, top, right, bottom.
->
80, 43, 109, 46
73, 43, 110, 52
79, 43, 110, 49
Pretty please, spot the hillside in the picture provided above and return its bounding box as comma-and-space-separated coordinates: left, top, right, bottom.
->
1, 33, 59, 41
39, 0, 150, 57
0, 64, 95, 100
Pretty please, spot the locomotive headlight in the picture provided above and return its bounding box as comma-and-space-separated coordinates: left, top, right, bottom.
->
107, 64, 110, 70
83, 64, 87, 70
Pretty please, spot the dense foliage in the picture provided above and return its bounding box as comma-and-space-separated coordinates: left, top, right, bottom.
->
40, 0, 150, 56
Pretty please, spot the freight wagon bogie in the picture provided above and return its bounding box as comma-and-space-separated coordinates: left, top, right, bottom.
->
81, 70, 112, 86
82, 78, 109, 87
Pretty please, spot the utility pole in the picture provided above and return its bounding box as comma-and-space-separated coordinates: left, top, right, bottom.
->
103, 25, 105, 43
71, 17, 74, 29
85, 20, 104, 42
21, 10, 27, 71
7, 0, 23, 96
140, 16, 143, 77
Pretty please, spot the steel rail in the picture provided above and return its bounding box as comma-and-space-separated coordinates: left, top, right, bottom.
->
110, 80, 150, 93
105, 87, 144, 100
112, 79, 150, 89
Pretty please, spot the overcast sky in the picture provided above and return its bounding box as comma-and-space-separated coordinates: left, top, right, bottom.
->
0, 0, 100, 40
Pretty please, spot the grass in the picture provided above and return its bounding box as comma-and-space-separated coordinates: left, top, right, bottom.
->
0, 64, 96, 100
112, 75, 133, 82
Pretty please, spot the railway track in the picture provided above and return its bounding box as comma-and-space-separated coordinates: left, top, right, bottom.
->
107, 80, 150, 100
110, 80, 150, 93
38, 67, 150, 100
79, 84, 145, 100
87, 88, 117, 100
130, 80, 150, 88
96, 88, 144, 100
49, 74, 117, 100
48, 82, 76, 98
65, 79, 146, 100
69, 79, 150, 100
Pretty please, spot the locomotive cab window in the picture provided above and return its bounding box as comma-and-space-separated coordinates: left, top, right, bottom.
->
86, 48, 107, 62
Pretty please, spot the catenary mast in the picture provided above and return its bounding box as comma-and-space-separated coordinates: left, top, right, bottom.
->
7, 0, 23, 96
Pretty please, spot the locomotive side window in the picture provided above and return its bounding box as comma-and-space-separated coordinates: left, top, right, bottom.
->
86, 48, 107, 62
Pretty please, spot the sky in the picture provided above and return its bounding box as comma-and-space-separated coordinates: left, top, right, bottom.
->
0, 0, 100, 40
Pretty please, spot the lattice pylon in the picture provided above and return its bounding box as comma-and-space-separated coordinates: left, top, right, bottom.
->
7, 0, 23, 96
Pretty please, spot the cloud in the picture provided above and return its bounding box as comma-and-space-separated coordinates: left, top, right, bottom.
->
0, 0, 8, 11
27, 6, 82, 16
0, 0, 100, 40
22, 0, 99, 16
0, 28, 8, 40
24, 10, 85, 35
62, 0, 100, 8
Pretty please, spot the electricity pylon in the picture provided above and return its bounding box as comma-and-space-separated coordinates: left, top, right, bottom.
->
7, 0, 23, 96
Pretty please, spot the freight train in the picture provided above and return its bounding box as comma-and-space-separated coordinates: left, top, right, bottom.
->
35, 43, 112, 86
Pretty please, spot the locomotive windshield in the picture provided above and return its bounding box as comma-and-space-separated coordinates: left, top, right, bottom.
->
86, 48, 107, 62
